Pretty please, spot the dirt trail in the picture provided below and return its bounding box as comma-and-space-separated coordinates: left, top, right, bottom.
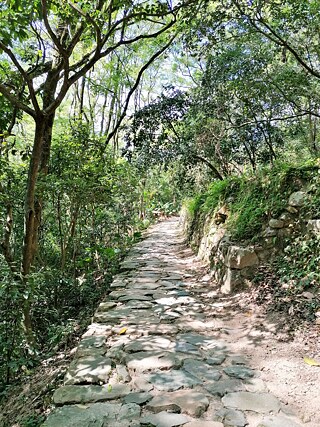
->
42, 217, 320, 427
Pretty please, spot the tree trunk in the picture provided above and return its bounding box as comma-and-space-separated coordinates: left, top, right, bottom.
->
21, 116, 46, 345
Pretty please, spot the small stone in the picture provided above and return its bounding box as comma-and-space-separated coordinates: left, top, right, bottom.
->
286, 206, 298, 214
146, 390, 209, 417
96, 301, 117, 312
222, 392, 281, 413
124, 392, 153, 405
268, 219, 284, 229
257, 415, 303, 427
141, 411, 190, 427
116, 365, 131, 382
144, 369, 201, 392
264, 227, 278, 237
215, 408, 247, 427
223, 366, 255, 380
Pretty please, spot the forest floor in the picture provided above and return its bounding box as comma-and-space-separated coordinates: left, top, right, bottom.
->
1, 217, 319, 427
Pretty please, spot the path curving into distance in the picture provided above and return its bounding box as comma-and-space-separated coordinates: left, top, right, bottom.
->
43, 217, 306, 427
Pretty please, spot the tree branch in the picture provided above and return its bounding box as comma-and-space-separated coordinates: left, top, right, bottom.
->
0, 84, 36, 118
106, 36, 177, 145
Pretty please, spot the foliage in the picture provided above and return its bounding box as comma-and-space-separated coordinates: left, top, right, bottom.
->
185, 161, 320, 241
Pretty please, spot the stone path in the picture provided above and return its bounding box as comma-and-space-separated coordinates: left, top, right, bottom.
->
43, 218, 306, 427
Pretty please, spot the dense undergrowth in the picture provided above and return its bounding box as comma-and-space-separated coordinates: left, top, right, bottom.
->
183, 160, 320, 323
185, 160, 320, 242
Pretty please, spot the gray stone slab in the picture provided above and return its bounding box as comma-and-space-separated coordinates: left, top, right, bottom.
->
124, 392, 153, 405
53, 384, 131, 405
141, 411, 190, 427
215, 408, 247, 427
222, 392, 281, 413
185, 422, 224, 427
78, 336, 106, 349
118, 403, 141, 420
42, 402, 122, 427
206, 354, 226, 365
183, 359, 222, 382
223, 366, 255, 380
257, 416, 303, 427
243, 378, 267, 392
144, 369, 202, 391
64, 356, 112, 385
146, 390, 209, 417
204, 379, 243, 397
126, 351, 181, 372
125, 336, 174, 353
173, 341, 199, 355
177, 333, 226, 350
125, 300, 154, 309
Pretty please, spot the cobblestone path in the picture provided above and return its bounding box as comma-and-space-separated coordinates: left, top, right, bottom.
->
43, 218, 306, 427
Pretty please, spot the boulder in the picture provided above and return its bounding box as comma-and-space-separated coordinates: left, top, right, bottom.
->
225, 246, 258, 270
288, 191, 307, 207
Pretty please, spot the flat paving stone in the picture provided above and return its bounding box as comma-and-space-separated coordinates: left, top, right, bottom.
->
215, 407, 247, 426
124, 392, 153, 405
177, 333, 227, 350
126, 351, 181, 372
205, 354, 226, 365
222, 392, 281, 414
125, 336, 174, 353
185, 422, 224, 427
204, 379, 243, 397
64, 356, 112, 385
173, 341, 199, 354
144, 369, 202, 391
141, 411, 191, 427
223, 366, 255, 380
183, 359, 222, 382
146, 390, 209, 417
43, 402, 128, 427
53, 384, 131, 405
257, 415, 303, 427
